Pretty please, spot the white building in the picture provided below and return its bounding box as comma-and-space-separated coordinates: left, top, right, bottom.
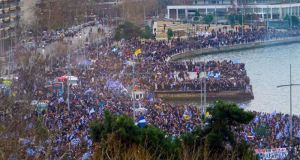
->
167, 2, 300, 22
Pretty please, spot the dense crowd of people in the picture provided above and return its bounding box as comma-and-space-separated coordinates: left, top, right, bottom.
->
22, 20, 101, 50
3, 21, 300, 159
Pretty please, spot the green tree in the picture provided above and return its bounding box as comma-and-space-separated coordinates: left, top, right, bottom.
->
284, 15, 299, 27
205, 101, 254, 151
228, 14, 236, 26
203, 15, 214, 24
167, 28, 174, 42
114, 21, 142, 40
193, 11, 201, 22
228, 14, 243, 26
181, 101, 255, 159
89, 111, 181, 159
35, 117, 49, 142
141, 26, 153, 39
90, 103, 256, 160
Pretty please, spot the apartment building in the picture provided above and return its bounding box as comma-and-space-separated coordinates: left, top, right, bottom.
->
0, 0, 20, 40
167, 0, 300, 21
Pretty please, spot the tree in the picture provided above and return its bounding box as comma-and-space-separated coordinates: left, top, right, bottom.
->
284, 15, 299, 27
141, 26, 153, 39
181, 101, 255, 159
228, 14, 236, 26
90, 110, 181, 159
122, 0, 158, 25
203, 15, 214, 24
205, 101, 254, 151
167, 28, 173, 42
228, 14, 243, 26
193, 11, 201, 22
33, 0, 94, 31
114, 21, 142, 40
90, 104, 256, 160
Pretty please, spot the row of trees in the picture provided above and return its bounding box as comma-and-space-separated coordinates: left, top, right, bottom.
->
90, 101, 256, 159
27, 0, 175, 32
114, 21, 153, 41
114, 21, 177, 41
187, 13, 300, 27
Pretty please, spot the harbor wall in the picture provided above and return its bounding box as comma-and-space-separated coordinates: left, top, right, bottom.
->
170, 37, 300, 61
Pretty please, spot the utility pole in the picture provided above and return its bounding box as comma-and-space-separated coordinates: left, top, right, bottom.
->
199, 61, 207, 115
67, 39, 71, 111
241, 0, 244, 37
204, 62, 207, 114
131, 60, 136, 120
290, 0, 292, 29
143, 0, 146, 25
277, 64, 300, 142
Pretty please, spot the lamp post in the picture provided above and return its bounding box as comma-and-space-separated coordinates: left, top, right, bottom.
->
290, 0, 292, 29
128, 60, 136, 120
66, 38, 72, 111
277, 64, 300, 142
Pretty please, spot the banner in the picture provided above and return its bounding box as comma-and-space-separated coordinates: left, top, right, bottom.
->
255, 148, 288, 160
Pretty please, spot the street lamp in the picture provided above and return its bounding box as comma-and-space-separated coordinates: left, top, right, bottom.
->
127, 60, 136, 120
277, 64, 300, 142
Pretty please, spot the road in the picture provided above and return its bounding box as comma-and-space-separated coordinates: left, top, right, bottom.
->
38, 24, 109, 56
1, 24, 110, 75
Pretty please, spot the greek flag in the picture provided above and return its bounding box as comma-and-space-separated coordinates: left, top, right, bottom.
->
112, 48, 118, 52
137, 116, 146, 128
89, 108, 95, 115
26, 148, 35, 156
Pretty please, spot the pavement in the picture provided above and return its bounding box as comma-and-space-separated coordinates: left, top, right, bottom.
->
38, 24, 109, 56
0, 24, 110, 75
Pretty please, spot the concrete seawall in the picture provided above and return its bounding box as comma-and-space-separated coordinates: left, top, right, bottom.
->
155, 90, 254, 100
170, 37, 300, 61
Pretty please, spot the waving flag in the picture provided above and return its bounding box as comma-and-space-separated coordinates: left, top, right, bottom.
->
112, 48, 118, 52
137, 116, 147, 128
89, 108, 95, 115
134, 49, 142, 56
183, 108, 192, 120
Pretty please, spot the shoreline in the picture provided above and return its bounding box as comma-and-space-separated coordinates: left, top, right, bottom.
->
170, 36, 300, 61
155, 90, 254, 100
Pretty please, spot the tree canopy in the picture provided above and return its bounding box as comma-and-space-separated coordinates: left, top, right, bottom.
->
205, 101, 255, 150
167, 28, 174, 41
228, 14, 243, 26
90, 111, 180, 159
284, 15, 300, 27
90, 101, 256, 159
203, 15, 214, 24
114, 21, 142, 41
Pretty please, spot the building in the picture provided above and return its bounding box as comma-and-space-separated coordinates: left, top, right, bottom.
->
0, 0, 20, 40
167, 0, 300, 22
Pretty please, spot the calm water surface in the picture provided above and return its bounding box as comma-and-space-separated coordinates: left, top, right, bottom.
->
180, 43, 300, 114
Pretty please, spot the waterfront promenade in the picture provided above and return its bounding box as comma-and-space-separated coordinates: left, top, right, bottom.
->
170, 36, 300, 61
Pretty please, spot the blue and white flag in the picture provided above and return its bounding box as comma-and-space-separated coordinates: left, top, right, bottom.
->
106, 80, 125, 91
84, 88, 94, 95
296, 128, 300, 138
89, 108, 95, 115
137, 116, 147, 128
82, 152, 91, 160
26, 148, 35, 156
71, 138, 81, 146
112, 48, 118, 52
276, 131, 283, 140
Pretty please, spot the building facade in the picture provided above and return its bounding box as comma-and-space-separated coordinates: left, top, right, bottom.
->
167, 1, 300, 22
0, 0, 20, 40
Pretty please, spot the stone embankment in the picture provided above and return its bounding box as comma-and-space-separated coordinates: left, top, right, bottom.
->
170, 37, 300, 61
